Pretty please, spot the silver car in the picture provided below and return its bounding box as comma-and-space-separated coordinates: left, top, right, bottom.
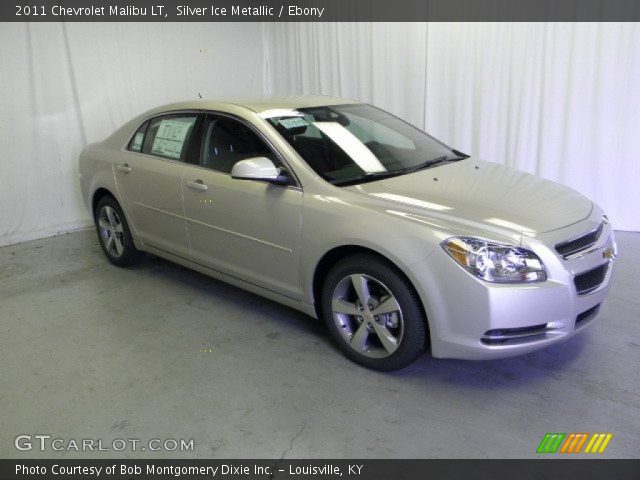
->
79, 96, 616, 370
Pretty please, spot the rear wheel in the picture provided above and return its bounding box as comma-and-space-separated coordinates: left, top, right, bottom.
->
94, 196, 143, 267
321, 254, 427, 371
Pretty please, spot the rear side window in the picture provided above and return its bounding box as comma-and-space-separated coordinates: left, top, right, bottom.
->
127, 121, 148, 152
141, 114, 198, 161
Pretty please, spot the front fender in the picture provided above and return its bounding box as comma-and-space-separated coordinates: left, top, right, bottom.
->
300, 191, 443, 310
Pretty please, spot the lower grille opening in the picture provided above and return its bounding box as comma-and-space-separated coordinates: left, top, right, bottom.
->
576, 304, 601, 326
482, 323, 549, 345
574, 263, 608, 295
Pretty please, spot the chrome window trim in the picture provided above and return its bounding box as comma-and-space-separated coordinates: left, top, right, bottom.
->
121, 109, 202, 152
120, 150, 187, 168
121, 109, 201, 158
121, 109, 302, 191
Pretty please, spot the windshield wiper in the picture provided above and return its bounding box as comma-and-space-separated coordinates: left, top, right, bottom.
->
404, 152, 469, 174
405, 155, 450, 173
331, 151, 470, 187
331, 170, 406, 187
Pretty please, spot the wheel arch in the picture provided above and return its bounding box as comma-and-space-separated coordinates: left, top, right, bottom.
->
311, 244, 431, 346
90, 187, 142, 247
92, 187, 115, 216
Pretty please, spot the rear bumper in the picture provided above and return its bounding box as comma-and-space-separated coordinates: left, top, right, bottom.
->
410, 218, 616, 360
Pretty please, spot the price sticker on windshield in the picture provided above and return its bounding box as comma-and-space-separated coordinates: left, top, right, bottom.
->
278, 117, 308, 129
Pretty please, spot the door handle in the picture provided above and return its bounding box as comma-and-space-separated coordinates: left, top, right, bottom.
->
186, 179, 208, 191
116, 163, 132, 173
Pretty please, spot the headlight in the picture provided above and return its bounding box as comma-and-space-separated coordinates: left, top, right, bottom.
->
441, 237, 546, 283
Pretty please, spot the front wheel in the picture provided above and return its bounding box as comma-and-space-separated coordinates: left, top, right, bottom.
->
321, 254, 427, 371
94, 196, 143, 267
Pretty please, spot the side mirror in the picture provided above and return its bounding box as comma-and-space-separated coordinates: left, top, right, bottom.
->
231, 157, 289, 185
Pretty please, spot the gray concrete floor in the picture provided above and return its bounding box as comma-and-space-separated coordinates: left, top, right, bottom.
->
1, 229, 639, 459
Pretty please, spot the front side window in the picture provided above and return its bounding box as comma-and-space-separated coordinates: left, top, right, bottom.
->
199, 115, 278, 174
141, 114, 198, 161
266, 104, 464, 185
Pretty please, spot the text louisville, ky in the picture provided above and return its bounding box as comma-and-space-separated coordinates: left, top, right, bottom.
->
16, 463, 363, 477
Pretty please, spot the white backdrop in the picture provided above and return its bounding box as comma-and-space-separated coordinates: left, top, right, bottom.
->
1, 22, 639, 246
263, 23, 640, 231
0, 22, 265, 246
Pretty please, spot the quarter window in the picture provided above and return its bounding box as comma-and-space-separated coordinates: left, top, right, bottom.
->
142, 114, 198, 161
127, 120, 148, 152
199, 115, 277, 174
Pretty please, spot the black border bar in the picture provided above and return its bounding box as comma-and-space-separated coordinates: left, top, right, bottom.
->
4, 0, 640, 22
3, 459, 640, 480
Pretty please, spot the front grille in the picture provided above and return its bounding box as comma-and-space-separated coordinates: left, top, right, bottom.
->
555, 222, 604, 259
574, 264, 608, 295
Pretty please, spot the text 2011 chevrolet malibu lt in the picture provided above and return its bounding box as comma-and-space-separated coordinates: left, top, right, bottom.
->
79, 96, 616, 370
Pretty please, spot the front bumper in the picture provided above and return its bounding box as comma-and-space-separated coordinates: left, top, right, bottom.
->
410, 215, 616, 360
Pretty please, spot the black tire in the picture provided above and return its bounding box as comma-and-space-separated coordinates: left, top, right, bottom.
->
94, 195, 143, 267
321, 253, 427, 371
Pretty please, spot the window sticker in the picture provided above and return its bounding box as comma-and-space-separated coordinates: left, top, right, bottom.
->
151, 117, 195, 159
278, 117, 309, 130
131, 132, 144, 151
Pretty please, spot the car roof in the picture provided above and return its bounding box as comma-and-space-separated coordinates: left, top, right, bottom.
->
228, 95, 360, 112
148, 95, 360, 115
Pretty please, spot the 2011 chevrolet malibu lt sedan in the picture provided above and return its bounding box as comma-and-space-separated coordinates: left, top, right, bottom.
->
79, 96, 616, 370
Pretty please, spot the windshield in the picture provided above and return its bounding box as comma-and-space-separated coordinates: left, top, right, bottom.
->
265, 104, 465, 185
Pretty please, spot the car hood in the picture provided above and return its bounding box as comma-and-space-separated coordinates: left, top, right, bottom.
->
345, 160, 592, 235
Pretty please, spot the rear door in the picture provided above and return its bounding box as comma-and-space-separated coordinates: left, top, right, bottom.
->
115, 112, 200, 258
182, 113, 303, 299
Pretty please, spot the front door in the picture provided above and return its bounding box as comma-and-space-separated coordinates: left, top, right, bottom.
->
182, 114, 303, 299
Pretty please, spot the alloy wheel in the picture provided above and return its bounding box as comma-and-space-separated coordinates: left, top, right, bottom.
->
331, 273, 404, 358
98, 205, 125, 258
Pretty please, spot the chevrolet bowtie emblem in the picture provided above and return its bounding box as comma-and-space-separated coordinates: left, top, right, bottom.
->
603, 247, 616, 260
